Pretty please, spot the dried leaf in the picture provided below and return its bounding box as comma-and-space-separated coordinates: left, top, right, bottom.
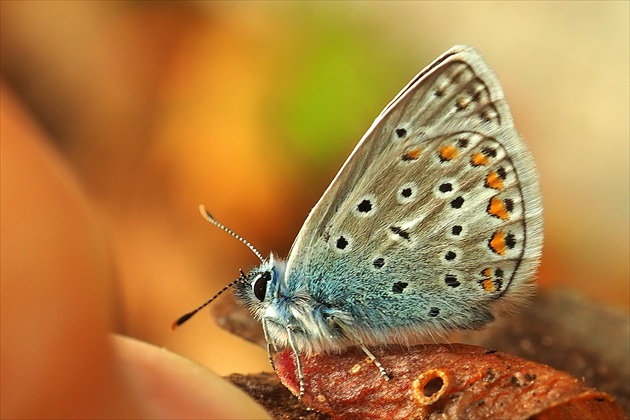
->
273, 344, 625, 419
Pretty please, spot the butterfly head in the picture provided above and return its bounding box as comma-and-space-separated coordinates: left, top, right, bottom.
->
234, 255, 285, 320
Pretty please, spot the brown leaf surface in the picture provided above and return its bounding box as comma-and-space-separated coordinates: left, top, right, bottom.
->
271, 344, 624, 419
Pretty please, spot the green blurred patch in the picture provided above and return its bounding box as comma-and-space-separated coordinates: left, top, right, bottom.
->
268, 11, 421, 170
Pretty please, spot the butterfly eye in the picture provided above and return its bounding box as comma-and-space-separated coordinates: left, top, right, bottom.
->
252, 271, 271, 301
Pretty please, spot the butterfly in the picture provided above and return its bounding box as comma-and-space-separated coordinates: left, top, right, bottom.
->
174, 45, 543, 398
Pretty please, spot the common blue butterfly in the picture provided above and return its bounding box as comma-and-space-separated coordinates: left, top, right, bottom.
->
174, 45, 543, 398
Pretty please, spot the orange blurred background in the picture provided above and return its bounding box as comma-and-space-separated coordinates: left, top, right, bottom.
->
1, 1, 628, 378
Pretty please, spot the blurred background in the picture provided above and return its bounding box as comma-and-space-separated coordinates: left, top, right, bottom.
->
1, 1, 628, 377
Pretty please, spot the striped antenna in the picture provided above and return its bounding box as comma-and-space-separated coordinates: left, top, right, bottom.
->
198, 205, 265, 263
172, 206, 264, 329
171, 274, 246, 330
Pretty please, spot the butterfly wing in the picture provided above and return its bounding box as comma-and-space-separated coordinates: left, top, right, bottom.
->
284, 45, 543, 345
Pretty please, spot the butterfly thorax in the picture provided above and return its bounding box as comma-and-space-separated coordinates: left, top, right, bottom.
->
234, 255, 356, 354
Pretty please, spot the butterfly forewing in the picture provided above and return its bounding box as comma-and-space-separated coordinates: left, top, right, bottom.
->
283, 45, 542, 344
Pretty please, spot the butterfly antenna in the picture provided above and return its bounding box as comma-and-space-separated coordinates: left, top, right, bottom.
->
198, 205, 265, 263
172, 207, 263, 330
171, 271, 248, 330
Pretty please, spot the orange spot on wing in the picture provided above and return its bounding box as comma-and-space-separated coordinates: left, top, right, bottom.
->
402, 148, 422, 161
456, 97, 471, 110
485, 171, 504, 190
482, 279, 496, 292
481, 268, 491, 277
439, 145, 458, 161
489, 231, 507, 255
487, 197, 510, 220
470, 152, 490, 166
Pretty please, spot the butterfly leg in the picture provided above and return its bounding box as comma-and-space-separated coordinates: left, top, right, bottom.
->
286, 324, 305, 399
358, 341, 390, 381
329, 314, 390, 381
262, 317, 276, 372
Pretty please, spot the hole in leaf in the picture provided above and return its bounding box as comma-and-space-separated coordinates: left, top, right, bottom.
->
423, 376, 445, 397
